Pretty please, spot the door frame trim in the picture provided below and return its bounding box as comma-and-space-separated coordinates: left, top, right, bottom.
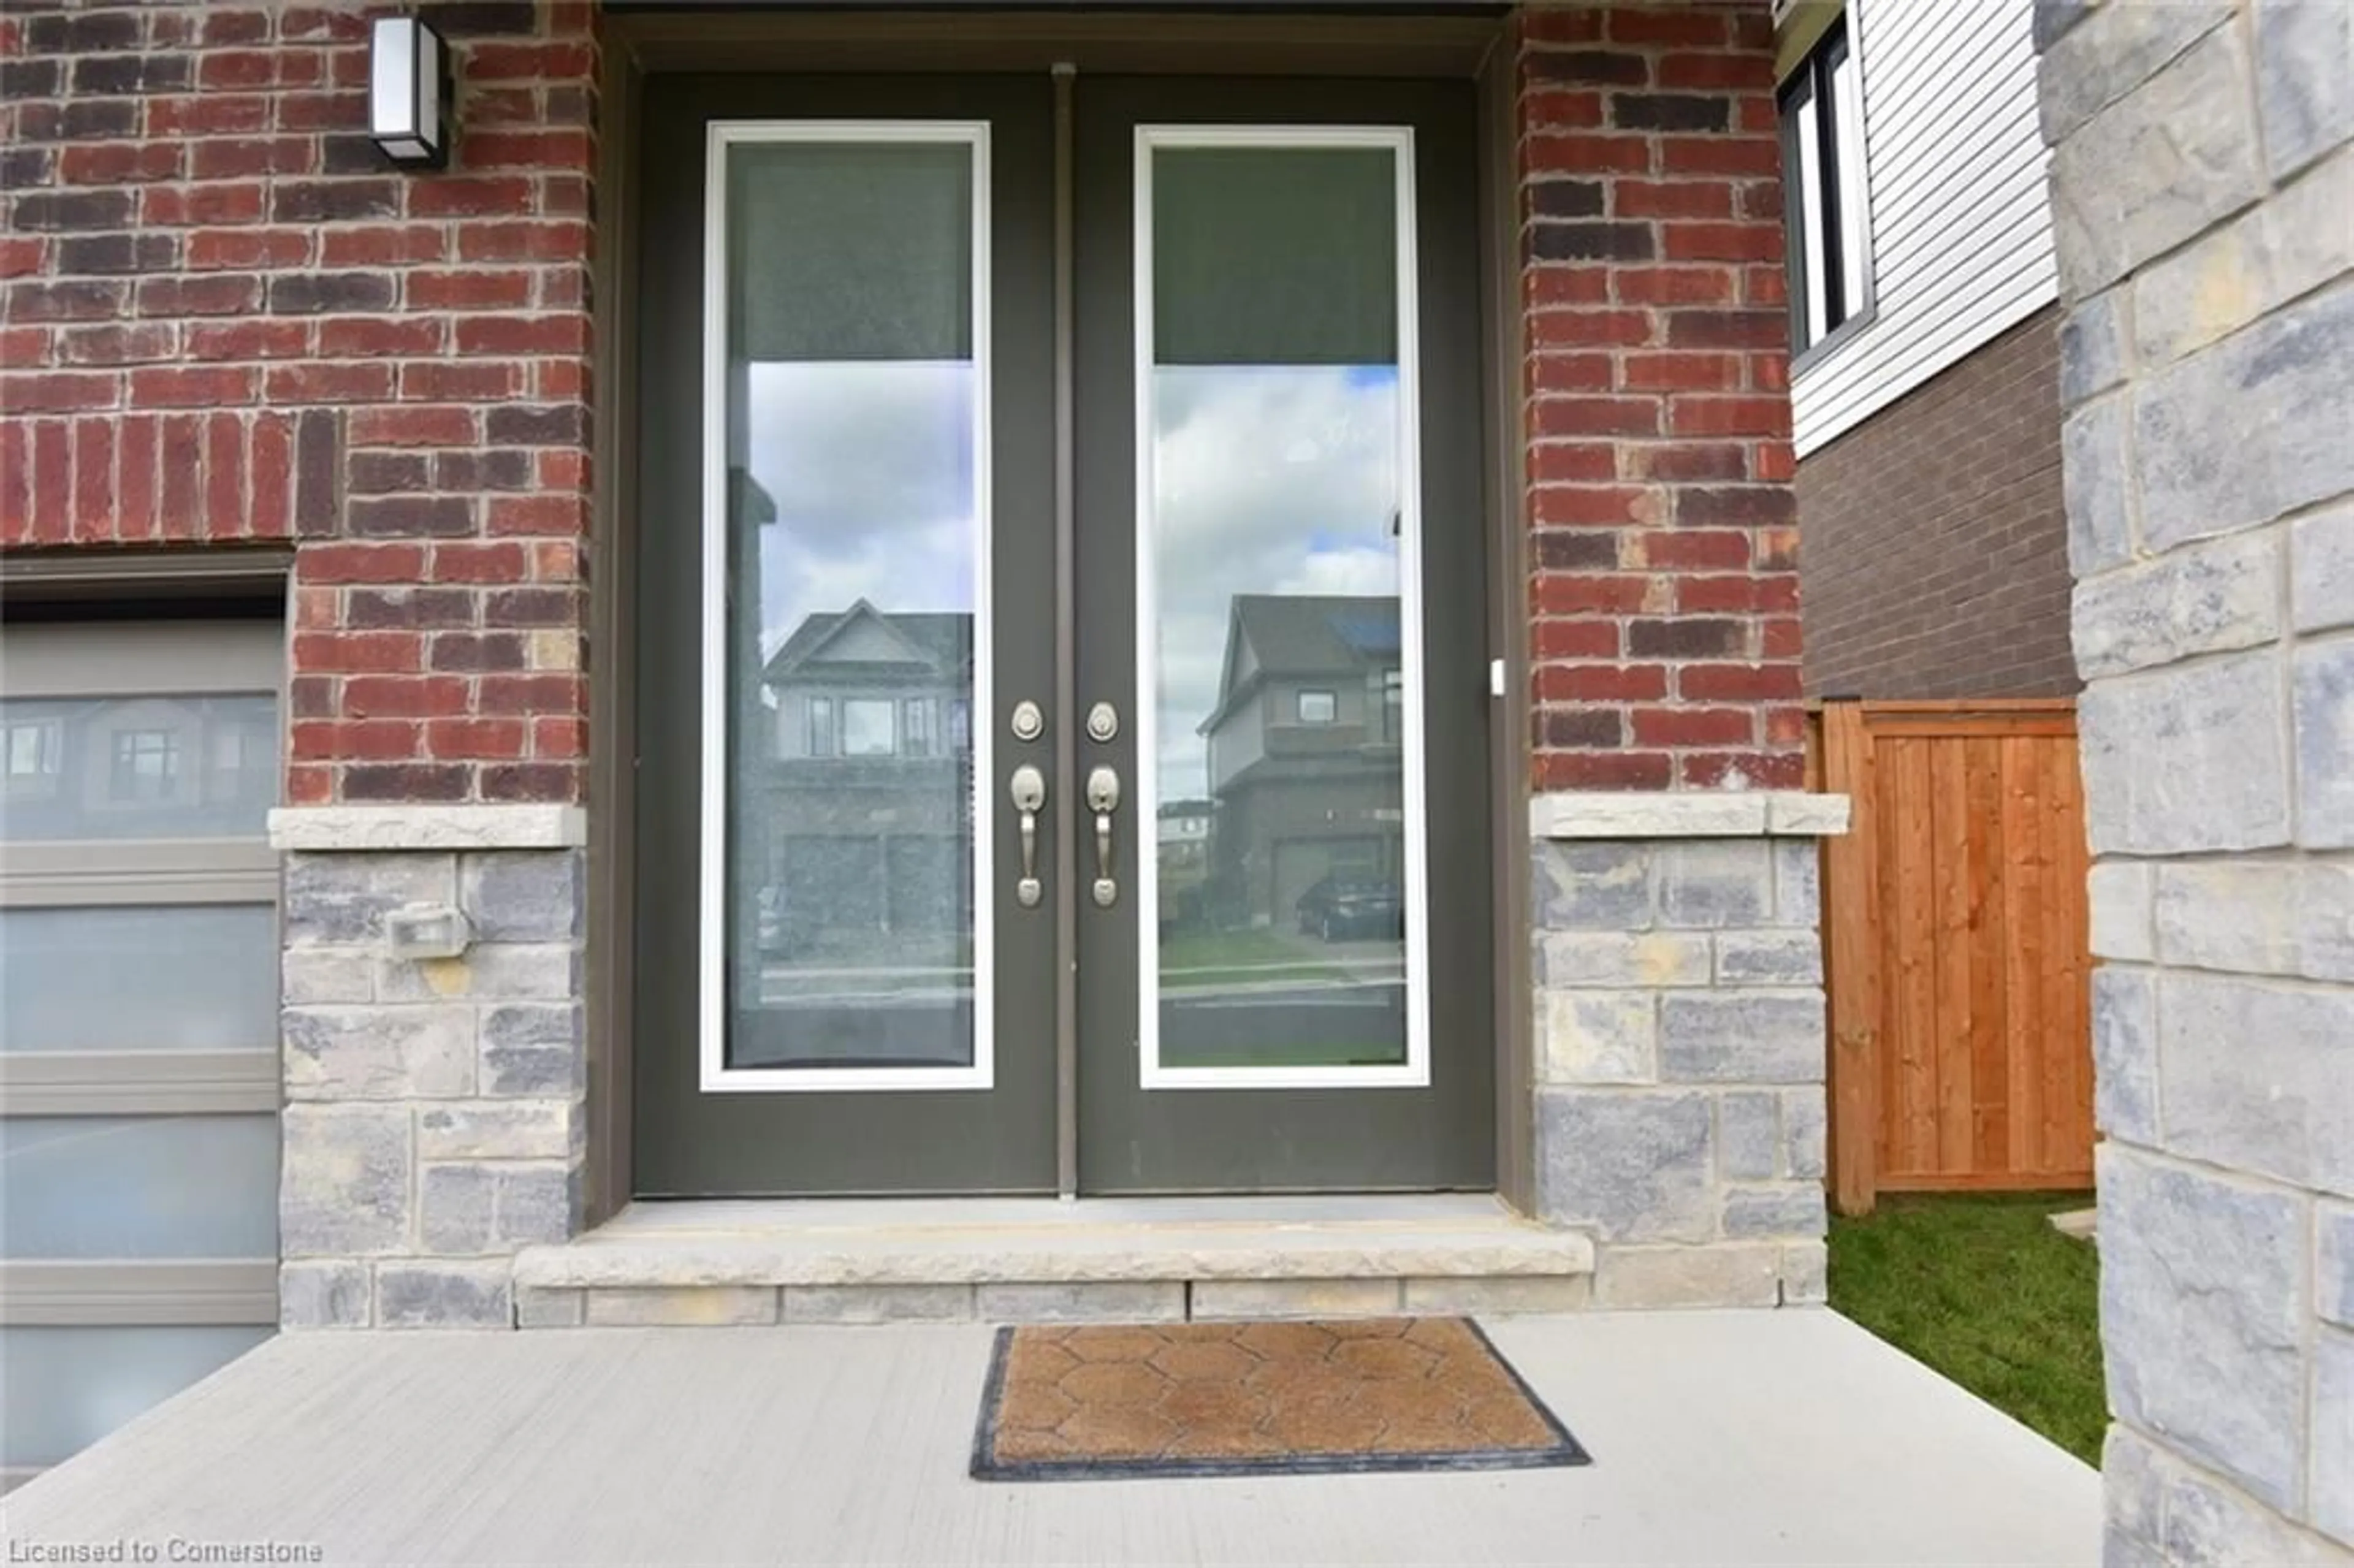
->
1476, 16, 1534, 1216
607, 10, 1503, 77
693, 117, 1000, 1095
589, 9, 1531, 1211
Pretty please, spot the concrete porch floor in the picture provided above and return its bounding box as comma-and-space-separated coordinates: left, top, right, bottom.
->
0, 1310, 2097, 1566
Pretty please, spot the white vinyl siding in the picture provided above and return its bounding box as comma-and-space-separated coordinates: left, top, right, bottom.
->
1790, 0, 2058, 456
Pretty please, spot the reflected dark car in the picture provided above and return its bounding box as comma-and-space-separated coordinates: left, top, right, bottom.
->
1294, 877, 1404, 942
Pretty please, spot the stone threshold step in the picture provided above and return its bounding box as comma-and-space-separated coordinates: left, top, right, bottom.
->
514, 1274, 1594, 1328
512, 1195, 1594, 1295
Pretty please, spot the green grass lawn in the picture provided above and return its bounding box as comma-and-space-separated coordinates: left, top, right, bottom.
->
1157, 927, 1347, 990
1828, 1192, 2105, 1466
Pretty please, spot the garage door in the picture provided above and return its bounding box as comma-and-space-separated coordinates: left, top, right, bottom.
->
0, 619, 283, 1492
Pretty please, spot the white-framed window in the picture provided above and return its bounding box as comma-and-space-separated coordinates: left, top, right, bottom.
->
1132, 122, 1429, 1094
841, 698, 896, 758
4, 718, 60, 780
1779, 17, 1872, 359
109, 729, 180, 802
1381, 668, 1403, 743
209, 723, 251, 772
206, 717, 271, 799
948, 698, 972, 753
902, 697, 935, 758
701, 118, 996, 1097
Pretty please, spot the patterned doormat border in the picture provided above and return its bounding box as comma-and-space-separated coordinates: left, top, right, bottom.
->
969, 1317, 1593, 1483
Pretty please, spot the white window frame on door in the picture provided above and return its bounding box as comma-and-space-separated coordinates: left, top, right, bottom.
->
699, 120, 996, 1094
1130, 124, 1431, 1091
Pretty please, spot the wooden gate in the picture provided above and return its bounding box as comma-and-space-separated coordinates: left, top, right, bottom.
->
1817, 699, 2094, 1214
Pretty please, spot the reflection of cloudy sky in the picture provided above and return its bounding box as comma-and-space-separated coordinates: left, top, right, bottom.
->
1151, 365, 1399, 799
737, 360, 1401, 801
745, 362, 976, 658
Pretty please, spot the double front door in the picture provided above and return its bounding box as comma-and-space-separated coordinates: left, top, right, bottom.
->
633, 72, 1493, 1197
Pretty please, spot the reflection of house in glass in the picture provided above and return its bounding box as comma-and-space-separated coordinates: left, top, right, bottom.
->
747, 601, 975, 963
1154, 797, 1213, 935
0, 695, 278, 841
1195, 595, 1404, 937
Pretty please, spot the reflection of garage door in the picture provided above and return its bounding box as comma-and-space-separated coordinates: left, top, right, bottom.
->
1272, 836, 1379, 931
779, 835, 886, 935
0, 620, 283, 1492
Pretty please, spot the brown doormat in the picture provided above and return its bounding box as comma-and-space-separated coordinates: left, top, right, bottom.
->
970, 1317, 1590, 1482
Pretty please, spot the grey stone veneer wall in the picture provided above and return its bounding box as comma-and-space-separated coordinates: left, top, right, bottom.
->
2037, 0, 2352, 1560
1529, 795, 1841, 1309
273, 825, 588, 1328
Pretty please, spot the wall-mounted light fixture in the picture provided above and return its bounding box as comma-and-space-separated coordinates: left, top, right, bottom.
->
368, 15, 451, 170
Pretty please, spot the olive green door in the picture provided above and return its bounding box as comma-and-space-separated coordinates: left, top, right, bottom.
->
1071, 78, 1493, 1192
633, 72, 1491, 1197
632, 75, 1061, 1195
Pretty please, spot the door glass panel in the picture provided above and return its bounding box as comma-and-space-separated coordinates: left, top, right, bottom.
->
1138, 136, 1423, 1081
1152, 147, 1398, 366
716, 130, 987, 1080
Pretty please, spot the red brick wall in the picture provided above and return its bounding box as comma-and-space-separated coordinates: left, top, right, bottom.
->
0, 2, 1797, 804
0, 1, 597, 806
1518, 3, 1802, 791
1797, 308, 2077, 699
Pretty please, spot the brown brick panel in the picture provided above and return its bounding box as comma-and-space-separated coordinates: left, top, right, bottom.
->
0, 1, 596, 806
1796, 308, 2076, 701
1518, 4, 1803, 792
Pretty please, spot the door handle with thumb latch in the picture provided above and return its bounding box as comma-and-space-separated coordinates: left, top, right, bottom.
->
1010, 764, 1046, 908
1086, 764, 1120, 908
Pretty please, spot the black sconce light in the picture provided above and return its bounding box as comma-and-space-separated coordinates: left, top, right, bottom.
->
368, 15, 452, 170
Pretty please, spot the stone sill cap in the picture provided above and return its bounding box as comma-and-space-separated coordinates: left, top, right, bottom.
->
1531, 791, 1851, 840
514, 1227, 1596, 1290
269, 804, 587, 852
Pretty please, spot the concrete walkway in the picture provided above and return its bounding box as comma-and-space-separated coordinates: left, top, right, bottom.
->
1, 1310, 2097, 1566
